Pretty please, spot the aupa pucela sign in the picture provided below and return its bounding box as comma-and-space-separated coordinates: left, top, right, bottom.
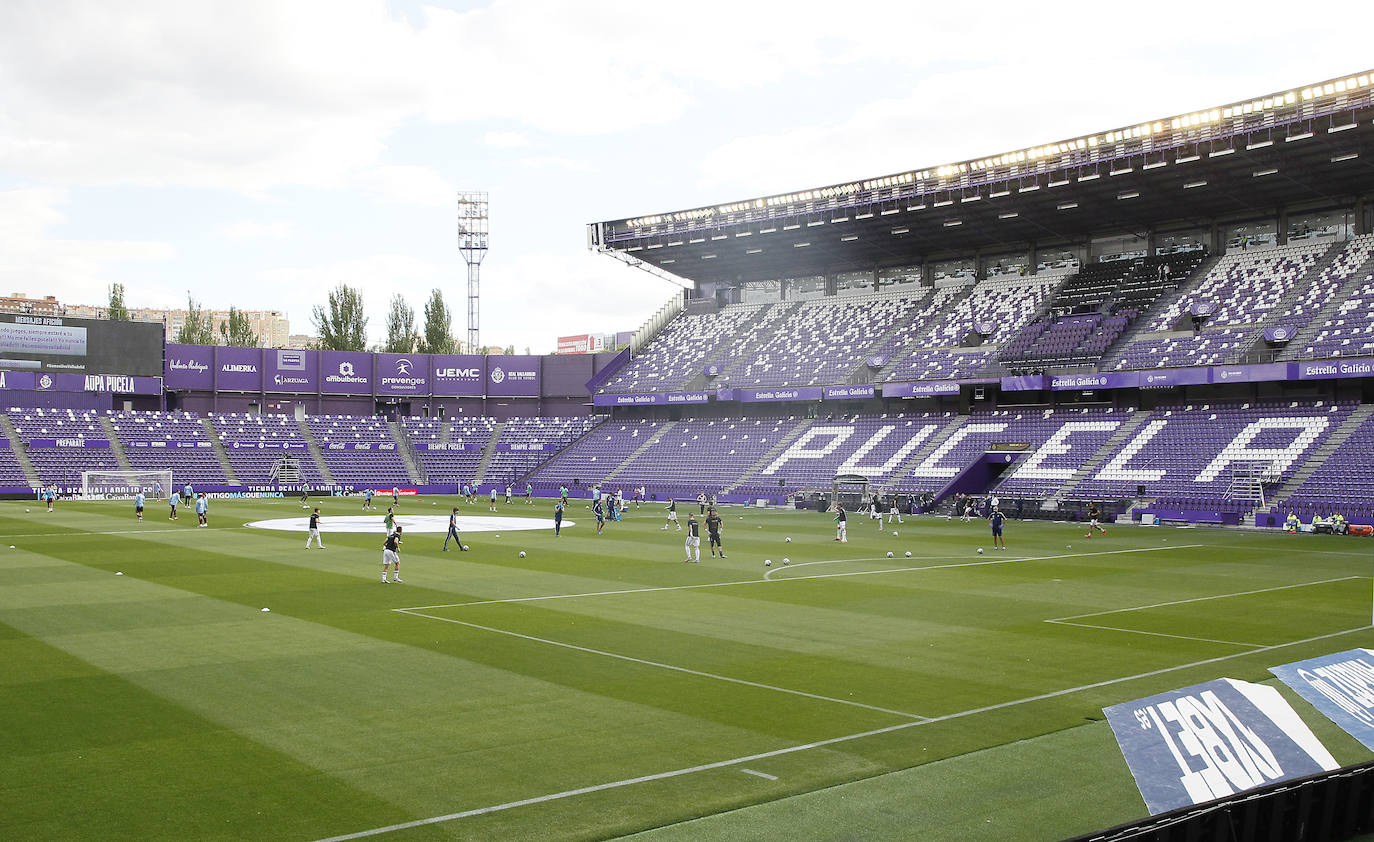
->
1271, 649, 1374, 751
1103, 677, 1337, 815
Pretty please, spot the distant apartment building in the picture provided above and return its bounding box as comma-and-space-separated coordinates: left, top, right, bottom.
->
39, 298, 291, 347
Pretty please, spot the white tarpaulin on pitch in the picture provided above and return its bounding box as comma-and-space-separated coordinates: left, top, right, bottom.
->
244, 514, 570, 533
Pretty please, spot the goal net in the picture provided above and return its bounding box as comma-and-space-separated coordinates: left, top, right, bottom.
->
81, 469, 173, 499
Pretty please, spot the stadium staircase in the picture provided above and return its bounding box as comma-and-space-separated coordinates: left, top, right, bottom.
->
386, 419, 425, 485
202, 418, 240, 485
1042, 409, 1154, 508
628, 293, 686, 357
873, 283, 979, 382
437, 420, 453, 447
98, 416, 134, 471
603, 421, 679, 484
718, 417, 815, 495
297, 419, 334, 485
684, 302, 801, 391
1096, 252, 1224, 370
1277, 247, 1374, 361
472, 420, 504, 484
1262, 403, 1374, 519
842, 294, 944, 385
0, 415, 40, 488
1239, 241, 1345, 363
888, 415, 969, 482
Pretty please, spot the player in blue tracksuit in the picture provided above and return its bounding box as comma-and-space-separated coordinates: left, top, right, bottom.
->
195, 493, 208, 527
553, 500, 564, 536
990, 507, 1006, 551
363, 488, 375, 510
594, 499, 605, 534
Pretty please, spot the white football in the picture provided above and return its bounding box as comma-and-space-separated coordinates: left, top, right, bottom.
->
782, 558, 790, 565
784, 537, 791, 543
518, 551, 526, 558
886, 551, 894, 558
764, 559, 772, 566
115, 571, 123, 575
905, 551, 912, 558
892, 531, 898, 536
1067, 545, 1072, 549
261, 607, 270, 613
24, 508, 29, 513
977, 547, 984, 554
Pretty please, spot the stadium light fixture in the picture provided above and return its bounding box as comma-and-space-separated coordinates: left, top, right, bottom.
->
734, 231, 752, 237
892, 227, 910, 235
807, 220, 826, 227
627, 246, 643, 252
1048, 178, 1070, 187
661, 259, 675, 264
646, 243, 663, 249
840, 234, 858, 241
759, 226, 777, 233
831, 217, 849, 223
989, 189, 1010, 198
746, 248, 763, 254
1285, 131, 1313, 142
880, 208, 900, 215
906, 203, 926, 211
1175, 154, 1200, 163
793, 242, 811, 248
1118, 191, 1140, 200
1057, 202, 1079, 210
942, 220, 962, 227
688, 237, 705, 243
667, 240, 683, 247
932, 199, 954, 207
782, 224, 800, 231
1110, 166, 1134, 176
1019, 184, 1040, 192
701, 253, 717, 259
711, 234, 729, 240
999, 212, 1019, 219
960, 195, 982, 203
1331, 153, 1359, 162
1252, 168, 1278, 177
1077, 173, 1100, 182
855, 212, 874, 219
1184, 180, 1207, 189
1142, 161, 1168, 170
1246, 139, 1274, 150
1329, 122, 1357, 133
1208, 148, 1235, 158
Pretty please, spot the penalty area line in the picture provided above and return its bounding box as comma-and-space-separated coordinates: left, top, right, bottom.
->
395, 608, 929, 721
311, 622, 1373, 842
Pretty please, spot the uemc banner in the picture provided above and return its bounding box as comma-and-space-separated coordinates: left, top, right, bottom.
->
165, 343, 215, 390
1104, 678, 1337, 815
487, 355, 540, 397
266, 348, 317, 393
1271, 649, 1374, 751
376, 352, 429, 396
431, 354, 485, 396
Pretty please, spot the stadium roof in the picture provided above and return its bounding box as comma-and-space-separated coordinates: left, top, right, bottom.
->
590, 71, 1374, 284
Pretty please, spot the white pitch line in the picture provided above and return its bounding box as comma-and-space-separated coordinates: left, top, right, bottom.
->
311, 623, 1373, 842
397, 545, 1204, 612
1049, 576, 1366, 622
396, 609, 929, 721
740, 769, 778, 780
1045, 619, 1265, 648
0, 526, 248, 539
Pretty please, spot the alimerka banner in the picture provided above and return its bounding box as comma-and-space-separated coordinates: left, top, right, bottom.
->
1104, 678, 1337, 815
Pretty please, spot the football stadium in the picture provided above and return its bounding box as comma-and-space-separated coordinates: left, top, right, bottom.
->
6, 70, 1374, 841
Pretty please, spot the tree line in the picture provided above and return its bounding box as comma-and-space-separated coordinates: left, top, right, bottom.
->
103, 281, 464, 353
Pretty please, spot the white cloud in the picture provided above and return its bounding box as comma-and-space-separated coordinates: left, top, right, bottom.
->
355, 164, 454, 208
0, 187, 174, 306
215, 220, 294, 241
484, 131, 532, 149
519, 156, 594, 173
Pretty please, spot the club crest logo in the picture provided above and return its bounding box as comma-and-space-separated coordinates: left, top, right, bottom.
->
490, 366, 506, 384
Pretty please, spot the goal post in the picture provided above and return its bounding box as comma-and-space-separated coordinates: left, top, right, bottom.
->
81, 469, 173, 499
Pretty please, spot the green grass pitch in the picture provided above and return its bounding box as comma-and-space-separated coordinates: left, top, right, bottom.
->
2, 495, 1370, 840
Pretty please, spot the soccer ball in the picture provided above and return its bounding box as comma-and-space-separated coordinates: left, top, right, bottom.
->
24, 508, 28, 513
905, 551, 912, 558
886, 551, 894, 558
784, 536, 791, 543
518, 551, 526, 558
1066, 544, 1072, 549
977, 547, 984, 554
782, 558, 790, 565
764, 559, 772, 566
892, 531, 898, 537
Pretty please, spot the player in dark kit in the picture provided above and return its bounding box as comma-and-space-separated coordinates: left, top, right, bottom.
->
593, 499, 605, 534
382, 526, 403, 583
443, 507, 465, 551
306, 508, 325, 549
990, 507, 1006, 550
705, 508, 725, 558
1085, 503, 1107, 538
553, 500, 564, 536
683, 513, 701, 563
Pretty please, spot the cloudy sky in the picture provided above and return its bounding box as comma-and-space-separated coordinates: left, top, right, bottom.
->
0, 1, 1368, 352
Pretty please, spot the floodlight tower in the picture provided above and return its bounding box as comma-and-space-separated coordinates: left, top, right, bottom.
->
457, 191, 489, 354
